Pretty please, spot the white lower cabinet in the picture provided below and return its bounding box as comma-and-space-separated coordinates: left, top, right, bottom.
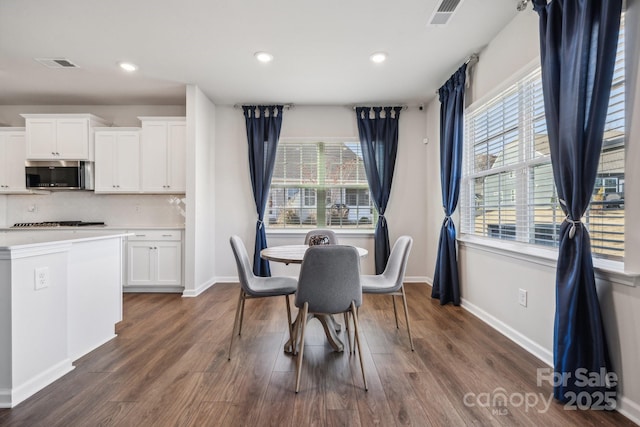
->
125, 229, 183, 292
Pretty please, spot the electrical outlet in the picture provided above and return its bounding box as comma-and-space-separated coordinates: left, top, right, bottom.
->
518, 289, 528, 307
34, 267, 49, 290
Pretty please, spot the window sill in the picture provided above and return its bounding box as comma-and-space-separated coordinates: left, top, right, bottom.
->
266, 228, 374, 238
457, 235, 639, 287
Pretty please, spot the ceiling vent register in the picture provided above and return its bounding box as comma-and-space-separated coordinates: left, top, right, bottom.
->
34, 58, 79, 68
429, 0, 463, 26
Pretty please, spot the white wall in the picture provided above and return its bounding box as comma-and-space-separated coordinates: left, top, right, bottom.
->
424, 5, 640, 423
183, 86, 216, 296
213, 105, 428, 281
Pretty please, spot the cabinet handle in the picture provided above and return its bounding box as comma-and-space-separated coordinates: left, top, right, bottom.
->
56, 152, 60, 156
51, 151, 56, 155
162, 234, 172, 237
136, 234, 146, 237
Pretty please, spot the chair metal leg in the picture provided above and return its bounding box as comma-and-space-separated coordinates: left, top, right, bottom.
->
238, 293, 247, 336
351, 302, 368, 391
228, 289, 245, 360
400, 286, 414, 351
343, 312, 352, 354
295, 303, 309, 393
285, 295, 293, 344
391, 295, 399, 329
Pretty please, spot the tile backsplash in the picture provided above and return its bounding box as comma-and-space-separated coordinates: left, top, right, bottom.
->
4, 192, 185, 227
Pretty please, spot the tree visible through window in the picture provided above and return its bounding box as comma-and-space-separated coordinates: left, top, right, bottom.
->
268, 139, 375, 229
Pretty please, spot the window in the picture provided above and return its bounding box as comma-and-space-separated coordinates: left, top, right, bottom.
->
268, 139, 375, 228
460, 17, 625, 260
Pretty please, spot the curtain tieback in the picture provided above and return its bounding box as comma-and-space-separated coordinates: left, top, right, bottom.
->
257, 219, 264, 229
443, 215, 451, 226
564, 216, 585, 239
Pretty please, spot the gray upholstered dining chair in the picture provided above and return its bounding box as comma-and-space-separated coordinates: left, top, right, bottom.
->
294, 245, 367, 393
304, 229, 338, 245
228, 235, 298, 360
361, 235, 414, 351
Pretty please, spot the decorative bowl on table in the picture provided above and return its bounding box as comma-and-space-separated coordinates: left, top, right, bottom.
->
308, 235, 330, 246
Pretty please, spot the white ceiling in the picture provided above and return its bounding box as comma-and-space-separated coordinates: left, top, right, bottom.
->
0, 0, 519, 107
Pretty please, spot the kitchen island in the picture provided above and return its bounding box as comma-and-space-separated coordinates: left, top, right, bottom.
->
0, 230, 130, 408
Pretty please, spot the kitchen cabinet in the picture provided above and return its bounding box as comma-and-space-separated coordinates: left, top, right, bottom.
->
0, 128, 27, 193
21, 114, 109, 160
94, 128, 140, 193
139, 117, 186, 193
125, 229, 182, 292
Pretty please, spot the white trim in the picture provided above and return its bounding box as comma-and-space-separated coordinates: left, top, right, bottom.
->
266, 228, 374, 237
279, 136, 359, 144
1, 360, 74, 408
123, 285, 184, 293
617, 396, 640, 426
69, 335, 116, 362
461, 297, 554, 366
458, 235, 639, 287
181, 276, 216, 297
466, 58, 541, 115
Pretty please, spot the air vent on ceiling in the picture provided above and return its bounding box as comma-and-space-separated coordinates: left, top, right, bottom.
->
34, 58, 79, 68
428, 0, 464, 26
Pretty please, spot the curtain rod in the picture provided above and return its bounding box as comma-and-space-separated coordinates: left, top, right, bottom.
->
435, 53, 479, 95
233, 103, 294, 109
351, 105, 408, 110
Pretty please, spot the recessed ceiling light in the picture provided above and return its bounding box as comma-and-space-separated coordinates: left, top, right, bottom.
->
118, 62, 138, 72
254, 52, 274, 63
370, 52, 387, 64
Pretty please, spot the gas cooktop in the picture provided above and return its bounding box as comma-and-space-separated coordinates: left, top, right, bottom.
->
12, 221, 106, 228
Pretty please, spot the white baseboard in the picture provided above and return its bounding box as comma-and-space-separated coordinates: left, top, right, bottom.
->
404, 276, 430, 283
460, 297, 553, 366
1, 359, 74, 408
182, 276, 217, 297
618, 395, 640, 425
459, 297, 640, 422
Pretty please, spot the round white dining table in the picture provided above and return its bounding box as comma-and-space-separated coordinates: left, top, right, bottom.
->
260, 244, 368, 353
260, 244, 368, 265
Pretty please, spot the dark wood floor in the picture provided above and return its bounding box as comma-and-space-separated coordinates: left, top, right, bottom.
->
0, 283, 635, 427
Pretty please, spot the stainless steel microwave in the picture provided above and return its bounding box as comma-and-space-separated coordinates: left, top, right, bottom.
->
25, 160, 94, 190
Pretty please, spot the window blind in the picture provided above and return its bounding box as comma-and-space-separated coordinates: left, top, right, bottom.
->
460, 15, 625, 260
269, 140, 374, 228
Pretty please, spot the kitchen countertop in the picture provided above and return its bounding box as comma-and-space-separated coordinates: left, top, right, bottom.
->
0, 230, 132, 250
0, 225, 185, 231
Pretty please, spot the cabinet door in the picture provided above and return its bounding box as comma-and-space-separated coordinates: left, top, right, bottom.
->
114, 132, 140, 192
0, 132, 27, 192
56, 118, 89, 159
127, 242, 154, 285
94, 133, 117, 191
141, 122, 169, 192
26, 119, 56, 159
155, 241, 182, 285
167, 122, 186, 192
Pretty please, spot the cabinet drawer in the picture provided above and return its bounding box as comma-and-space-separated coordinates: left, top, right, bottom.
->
127, 230, 181, 241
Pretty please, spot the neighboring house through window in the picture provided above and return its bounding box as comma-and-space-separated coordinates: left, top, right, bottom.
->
268, 138, 375, 229
460, 16, 625, 260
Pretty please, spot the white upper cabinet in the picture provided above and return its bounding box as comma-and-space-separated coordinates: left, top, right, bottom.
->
0, 128, 27, 193
94, 128, 141, 193
21, 114, 109, 160
139, 117, 186, 193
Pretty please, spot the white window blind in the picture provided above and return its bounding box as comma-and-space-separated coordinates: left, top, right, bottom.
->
460, 16, 625, 260
268, 139, 375, 229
